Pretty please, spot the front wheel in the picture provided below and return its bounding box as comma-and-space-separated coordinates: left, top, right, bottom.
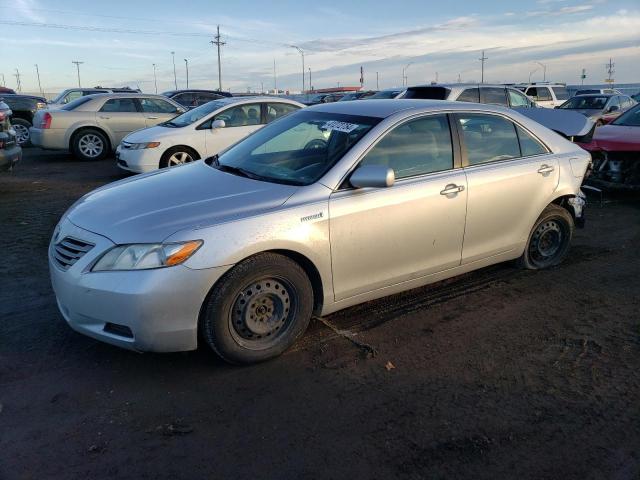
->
159, 147, 199, 168
519, 204, 574, 270
200, 253, 313, 364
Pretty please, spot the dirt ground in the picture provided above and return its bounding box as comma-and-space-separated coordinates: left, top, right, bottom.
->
1, 149, 639, 480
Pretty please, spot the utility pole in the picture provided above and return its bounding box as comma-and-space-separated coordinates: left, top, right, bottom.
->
71, 61, 83, 87
14, 68, 22, 92
435, 71, 439, 83
457, 73, 462, 83
34, 64, 43, 95
260, 81, 264, 93
273, 59, 277, 93
479, 51, 488, 83
210, 25, 226, 91
184, 58, 189, 88
290, 45, 305, 92
360, 66, 364, 89
1, 73, 4, 86
308, 67, 312, 91
605, 58, 615, 85
376, 71, 379, 90
580, 68, 586, 85
402, 62, 413, 86
171, 52, 177, 89
152, 63, 158, 93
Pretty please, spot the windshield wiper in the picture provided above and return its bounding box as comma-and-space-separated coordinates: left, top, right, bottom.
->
214, 161, 262, 180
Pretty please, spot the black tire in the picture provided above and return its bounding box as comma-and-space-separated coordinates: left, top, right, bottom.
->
519, 204, 574, 270
11, 118, 32, 147
159, 146, 199, 169
200, 253, 313, 364
71, 129, 109, 161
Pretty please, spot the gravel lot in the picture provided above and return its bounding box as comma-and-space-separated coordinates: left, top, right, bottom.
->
1, 149, 639, 479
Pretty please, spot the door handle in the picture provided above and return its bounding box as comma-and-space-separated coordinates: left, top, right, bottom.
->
146, 116, 159, 119
440, 184, 465, 196
537, 164, 555, 175
99, 116, 111, 119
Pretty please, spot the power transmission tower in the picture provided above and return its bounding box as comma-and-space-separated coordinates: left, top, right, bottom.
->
210, 25, 226, 91
479, 51, 488, 83
35, 64, 43, 95
14, 68, 21, 92
71, 61, 83, 87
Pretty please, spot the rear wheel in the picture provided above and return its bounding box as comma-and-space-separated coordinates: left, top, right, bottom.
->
11, 118, 32, 146
159, 146, 199, 168
519, 204, 574, 270
72, 129, 109, 161
200, 253, 313, 364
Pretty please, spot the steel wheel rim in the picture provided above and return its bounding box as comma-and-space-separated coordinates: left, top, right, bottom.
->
530, 220, 563, 264
13, 124, 30, 144
78, 134, 104, 158
229, 277, 297, 350
168, 151, 193, 166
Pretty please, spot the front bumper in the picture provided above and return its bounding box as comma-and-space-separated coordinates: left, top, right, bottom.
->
49, 219, 231, 352
0, 144, 22, 171
30, 127, 67, 150
116, 145, 161, 174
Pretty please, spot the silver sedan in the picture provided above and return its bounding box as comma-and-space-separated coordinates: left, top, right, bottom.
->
49, 100, 590, 364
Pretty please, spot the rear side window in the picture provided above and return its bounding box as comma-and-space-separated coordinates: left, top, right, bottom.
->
516, 125, 548, 156
457, 114, 520, 165
403, 87, 450, 100
99, 98, 138, 113
139, 98, 179, 113
360, 114, 453, 179
528, 87, 551, 101
480, 87, 508, 106
457, 88, 480, 103
266, 103, 299, 123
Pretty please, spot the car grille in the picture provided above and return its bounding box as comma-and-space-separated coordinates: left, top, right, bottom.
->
53, 237, 95, 270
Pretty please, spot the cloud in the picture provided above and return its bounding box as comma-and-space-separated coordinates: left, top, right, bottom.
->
14, 0, 45, 22
526, 4, 594, 16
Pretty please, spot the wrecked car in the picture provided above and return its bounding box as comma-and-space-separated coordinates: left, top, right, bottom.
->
577, 103, 640, 189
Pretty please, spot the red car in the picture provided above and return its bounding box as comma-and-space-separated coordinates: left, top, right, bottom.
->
578, 103, 640, 189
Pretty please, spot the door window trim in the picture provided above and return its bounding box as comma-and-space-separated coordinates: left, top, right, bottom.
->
453, 112, 552, 168
337, 112, 462, 191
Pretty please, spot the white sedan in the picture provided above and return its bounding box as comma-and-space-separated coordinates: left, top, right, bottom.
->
116, 96, 304, 173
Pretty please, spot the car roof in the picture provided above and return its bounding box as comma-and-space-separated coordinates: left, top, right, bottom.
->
308, 99, 488, 118
573, 93, 616, 98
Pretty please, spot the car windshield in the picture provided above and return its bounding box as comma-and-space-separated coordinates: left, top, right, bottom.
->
50, 90, 72, 103
611, 104, 640, 126
559, 96, 609, 110
212, 110, 380, 186
366, 90, 402, 99
162, 100, 227, 127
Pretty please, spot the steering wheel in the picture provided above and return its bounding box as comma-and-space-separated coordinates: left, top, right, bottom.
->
304, 139, 328, 151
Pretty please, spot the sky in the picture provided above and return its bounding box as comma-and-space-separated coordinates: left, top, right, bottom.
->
1, 0, 639, 95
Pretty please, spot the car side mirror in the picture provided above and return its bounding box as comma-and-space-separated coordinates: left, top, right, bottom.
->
350, 165, 395, 189
211, 119, 226, 129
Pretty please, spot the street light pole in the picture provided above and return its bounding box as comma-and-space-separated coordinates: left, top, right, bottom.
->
308, 67, 311, 91
184, 58, 189, 88
376, 71, 379, 90
479, 51, 488, 83
34, 64, 43, 96
71, 61, 83, 87
402, 62, 413, 86
290, 45, 305, 92
534, 61, 547, 82
152, 63, 158, 93
171, 51, 177, 89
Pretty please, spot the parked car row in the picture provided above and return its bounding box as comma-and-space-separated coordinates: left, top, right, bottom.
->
0, 94, 47, 146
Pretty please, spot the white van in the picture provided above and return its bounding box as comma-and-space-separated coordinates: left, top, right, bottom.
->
516, 83, 569, 108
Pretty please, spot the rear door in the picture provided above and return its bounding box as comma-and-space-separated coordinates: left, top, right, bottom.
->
96, 98, 146, 146
455, 112, 559, 263
138, 97, 182, 127
204, 102, 264, 155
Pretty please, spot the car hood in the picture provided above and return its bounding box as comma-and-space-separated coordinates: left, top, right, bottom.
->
590, 125, 640, 151
123, 124, 185, 143
66, 161, 298, 244
517, 108, 595, 137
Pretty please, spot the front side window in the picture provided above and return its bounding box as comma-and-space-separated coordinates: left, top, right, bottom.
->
215, 103, 262, 127
139, 98, 178, 113
266, 103, 300, 123
99, 98, 138, 113
213, 111, 379, 185
508, 89, 531, 108
457, 88, 480, 103
359, 115, 453, 179
612, 104, 640, 126
162, 100, 227, 128
457, 114, 520, 165
480, 87, 508, 106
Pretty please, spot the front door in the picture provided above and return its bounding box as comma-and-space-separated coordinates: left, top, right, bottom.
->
205, 103, 264, 156
329, 114, 468, 301
96, 98, 146, 146
454, 112, 560, 264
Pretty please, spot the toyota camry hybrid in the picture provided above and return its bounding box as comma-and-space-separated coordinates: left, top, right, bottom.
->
49, 100, 589, 364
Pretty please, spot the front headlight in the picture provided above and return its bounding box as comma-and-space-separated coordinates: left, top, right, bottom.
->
92, 240, 202, 271
128, 141, 161, 150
